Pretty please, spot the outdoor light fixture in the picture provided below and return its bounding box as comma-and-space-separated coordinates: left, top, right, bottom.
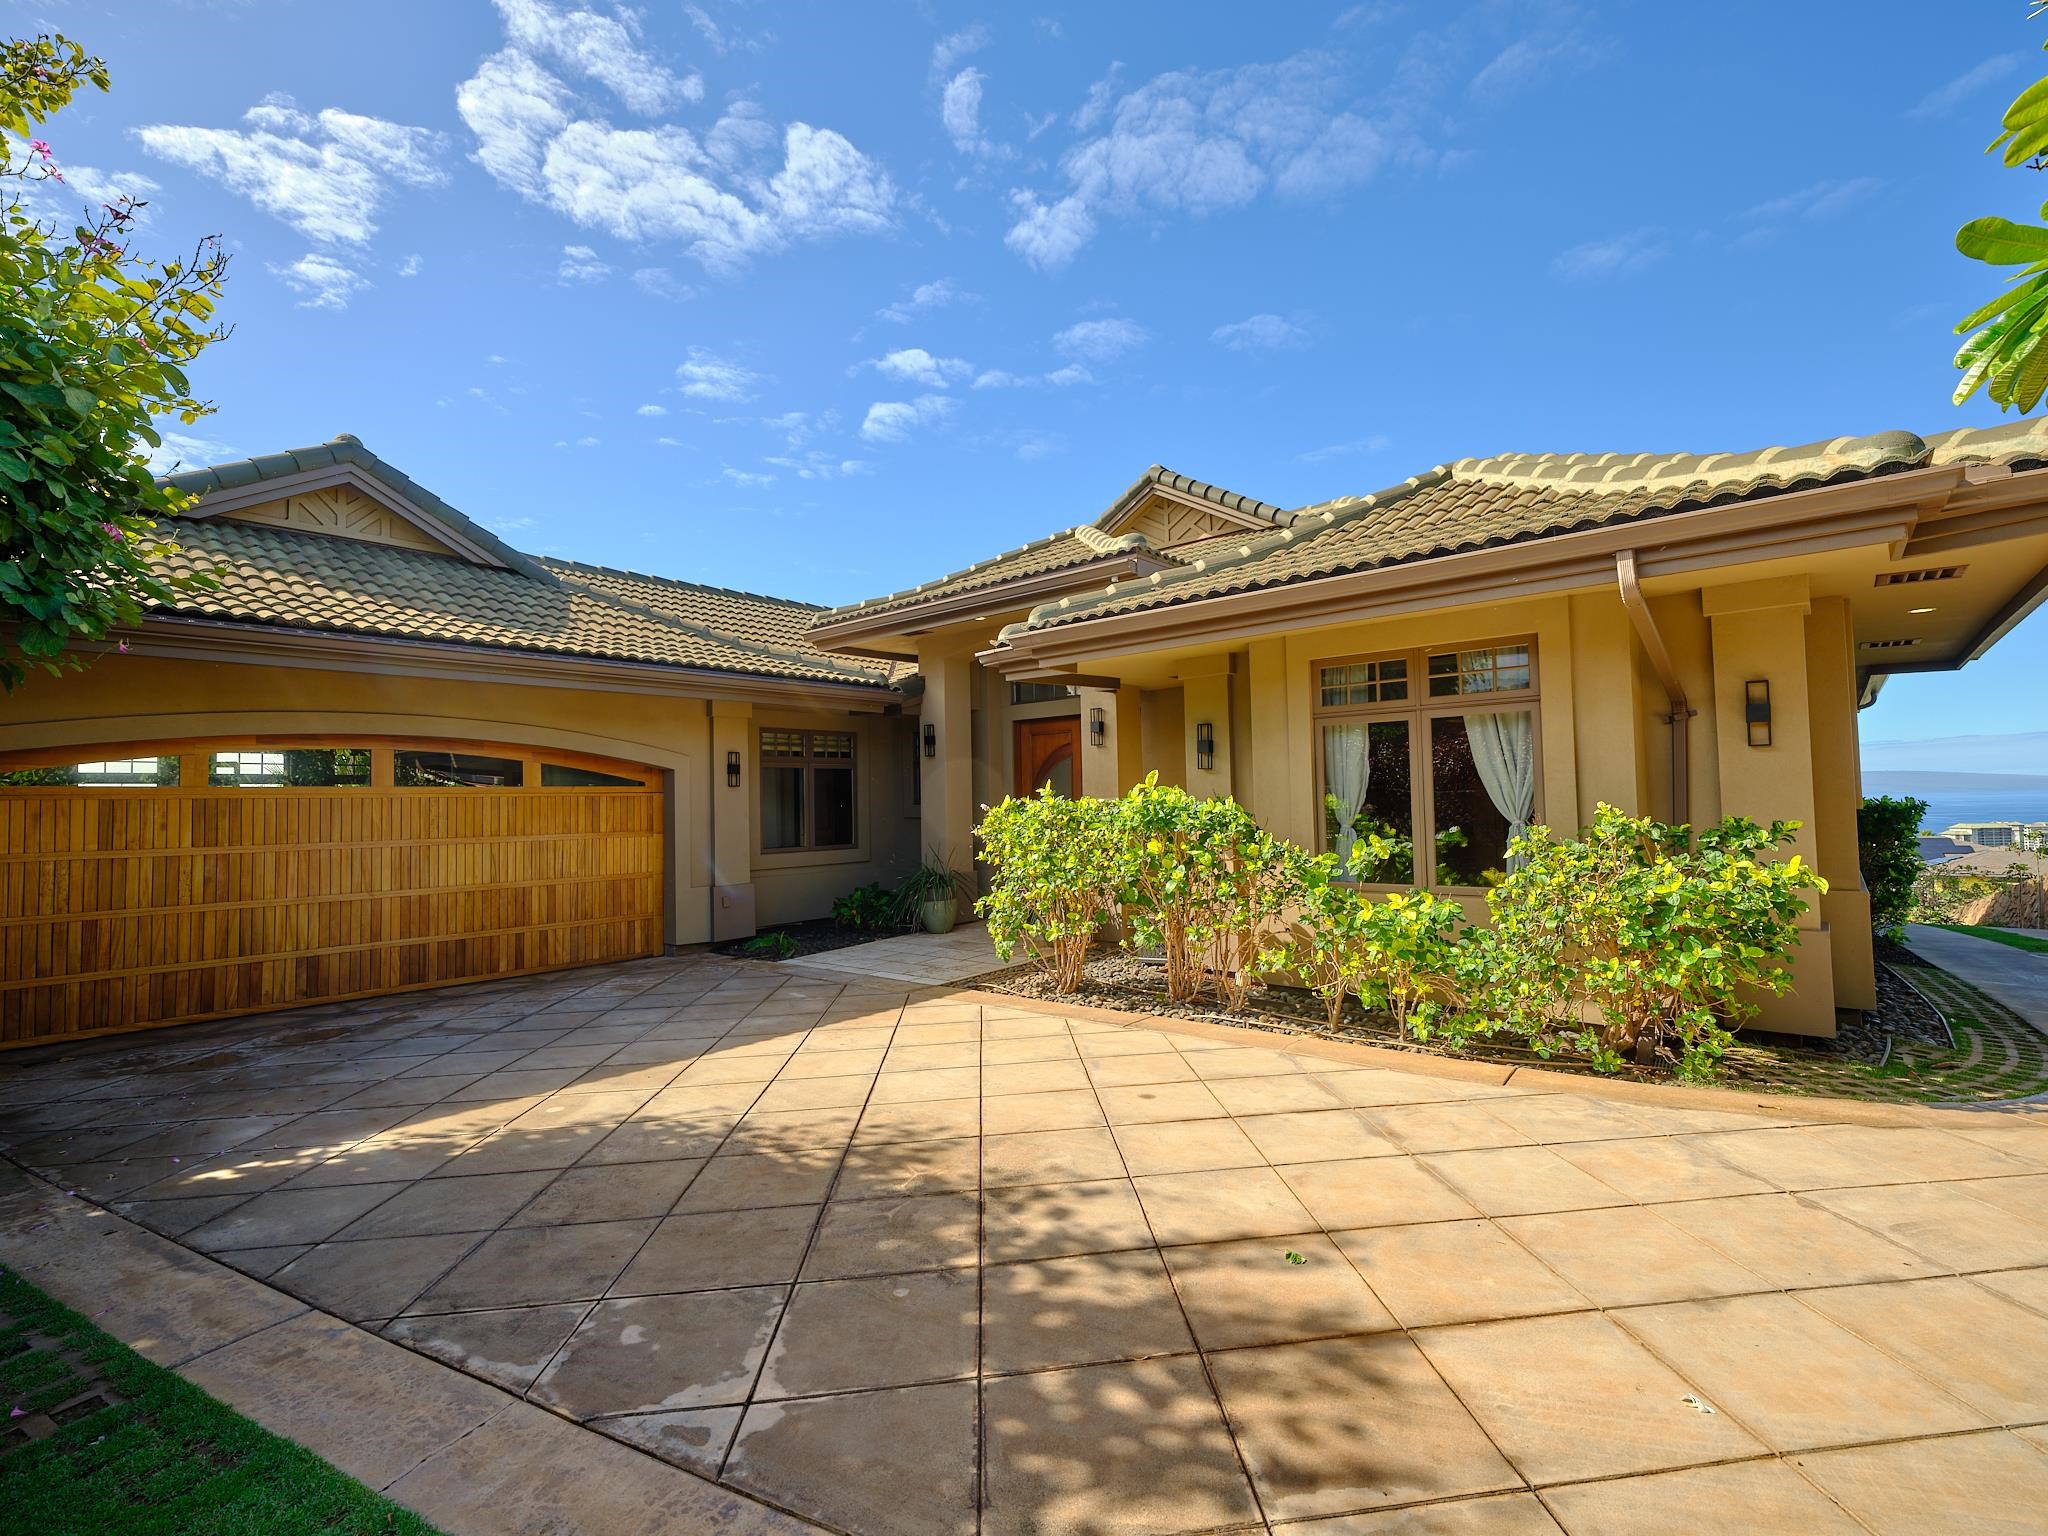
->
726, 750, 741, 788
1195, 721, 1216, 770
1744, 680, 1772, 748
922, 722, 937, 758
1089, 707, 1105, 747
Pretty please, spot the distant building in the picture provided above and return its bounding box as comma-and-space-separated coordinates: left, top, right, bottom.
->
1919, 835, 1971, 865
1940, 821, 2047, 852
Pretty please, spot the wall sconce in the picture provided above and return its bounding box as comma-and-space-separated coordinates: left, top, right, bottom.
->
726, 750, 741, 788
922, 722, 937, 758
1089, 707, 1105, 747
1744, 680, 1772, 748
1195, 721, 1216, 770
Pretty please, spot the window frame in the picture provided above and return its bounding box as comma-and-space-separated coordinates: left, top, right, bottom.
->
758, 727, 859, 855
1310, 636, 1542, 895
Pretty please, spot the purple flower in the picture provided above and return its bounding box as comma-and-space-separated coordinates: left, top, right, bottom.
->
28, 139, 49, 157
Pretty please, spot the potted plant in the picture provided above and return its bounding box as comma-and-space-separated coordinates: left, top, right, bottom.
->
898, 848, 972, 934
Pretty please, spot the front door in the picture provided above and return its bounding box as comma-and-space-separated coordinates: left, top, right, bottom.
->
1013, 718, 1082, 798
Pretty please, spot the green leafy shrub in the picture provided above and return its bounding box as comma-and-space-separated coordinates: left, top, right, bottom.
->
1474, 805, 1826, 1079
1265, 844, 1465, 1035
1857, 795, 1929, 938
742, 929, 798, 960
975, 786, 1122, 991
1117, 775, 1289, 1006
831, 882, 898, 931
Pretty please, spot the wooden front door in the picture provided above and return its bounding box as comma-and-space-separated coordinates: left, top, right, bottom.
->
1013, 718, 1082, 798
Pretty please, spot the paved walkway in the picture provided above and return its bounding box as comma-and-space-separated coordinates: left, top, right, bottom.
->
4, 953, 2048, 1535
783, 921, 1000, 985
1904, 923, 2048, 1032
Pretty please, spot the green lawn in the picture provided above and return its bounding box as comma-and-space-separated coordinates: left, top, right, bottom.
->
0, 1268, 441, 1536
1931, 923, 2048, 955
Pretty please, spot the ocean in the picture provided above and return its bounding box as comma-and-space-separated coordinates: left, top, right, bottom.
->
1862, 788, 2048, 831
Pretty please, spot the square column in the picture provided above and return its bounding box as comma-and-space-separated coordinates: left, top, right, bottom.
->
1703, 576, 1835, 1036
917, 643, 978, 884
1180, 653, 1236, 801
708, 700, 755, 941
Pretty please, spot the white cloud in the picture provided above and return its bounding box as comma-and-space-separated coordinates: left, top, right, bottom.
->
1907, 55, 2022, 119
633, 266, 696, 300
861, 394, 954, 444
1552, 228, 1664, 280
1469, 29, 1604, 101
877, 277, 976, 324
1744, 177, 1883, 224
1054, 317, 1147, 362
767, 451, 873, 480
635, 403, 668, 416
656, 435, 683, 447
25, 159, 161, 227
677, 347, 763, 401
558, 242, 610, 281
1213, 313, 1310, 351
495, 0, 699, 114
942, 68, 998, 157
866, 347, 972, 388
457, 13, 895, 274
137, 93, 445, 245
971, 363, 1093, 389
146, 430, 234, 474
1007, 51, 1389, 268
684, 3, 773, 55
931, 25, 990, 80
397, 253, 423, 276
271, 251, 368, 309
722, 465, 775, 486
1296, 433, 1392, 464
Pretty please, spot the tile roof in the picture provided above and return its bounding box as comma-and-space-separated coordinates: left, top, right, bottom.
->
148, 441, 899, 691
1088, 464, 1293, 531
1000, 425, 2048, 640
807, 528, 1168, 628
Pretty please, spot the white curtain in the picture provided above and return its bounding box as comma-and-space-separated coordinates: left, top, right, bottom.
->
1323, 724, 1371, 869
1465, 709, 1535, 870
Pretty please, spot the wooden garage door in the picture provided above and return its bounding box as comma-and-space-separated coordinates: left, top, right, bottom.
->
0, 740, 666, 1047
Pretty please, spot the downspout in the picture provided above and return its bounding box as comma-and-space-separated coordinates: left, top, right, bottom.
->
1615, 550, 1696, 826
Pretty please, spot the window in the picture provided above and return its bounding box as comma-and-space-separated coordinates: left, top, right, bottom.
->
394, 750, 523, 787
1010, 682, 1080, 705
761, 729, 856, 852
541, 763, 644, 787
1313, 641, 1539, 891
208, 748, 371, 787
0, 756, 179, 787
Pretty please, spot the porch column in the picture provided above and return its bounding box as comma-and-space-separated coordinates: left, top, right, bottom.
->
1807, 596, 1876, 1010
1181, 653, 1235, 800
1703, 575, 1836, 1036
708, 700, 755, 941
1079, 684, 1139, 801
917, 642, 977, 884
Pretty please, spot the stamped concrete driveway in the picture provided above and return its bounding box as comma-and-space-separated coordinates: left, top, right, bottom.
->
6, 954, 2048, 1536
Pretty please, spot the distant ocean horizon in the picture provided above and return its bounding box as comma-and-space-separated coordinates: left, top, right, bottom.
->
1861, 787, 2048, 831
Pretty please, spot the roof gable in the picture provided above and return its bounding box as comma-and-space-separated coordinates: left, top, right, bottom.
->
162, 434, 550, 577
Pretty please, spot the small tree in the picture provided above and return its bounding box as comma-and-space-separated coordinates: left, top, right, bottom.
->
1, 32, 228, 692
1857, 794, 1929, 939
1476, 806, 1826, 1080
1117, 775, 1277, 1005
975, 787, 1121, 992
1264, 846, 1369, 1029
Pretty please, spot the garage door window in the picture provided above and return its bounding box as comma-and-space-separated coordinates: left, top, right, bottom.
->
541, 762, 645, 787
210, 748, 371, 787
761, 729, 856, 852
0, 756, 180, 787
395, 750, 524, 787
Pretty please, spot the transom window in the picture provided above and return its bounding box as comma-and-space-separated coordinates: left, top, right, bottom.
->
761, 729, 856, 852
1313, 640, 1539, 891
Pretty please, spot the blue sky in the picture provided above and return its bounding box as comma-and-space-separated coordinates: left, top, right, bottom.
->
24, 0, 2048, 766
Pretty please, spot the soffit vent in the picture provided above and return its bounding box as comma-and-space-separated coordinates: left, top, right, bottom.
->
1859, 638, 1923, 650
1875, 566, 1966, 586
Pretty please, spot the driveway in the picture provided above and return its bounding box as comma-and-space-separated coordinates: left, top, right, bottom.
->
1904, 923, 2048, 1031
4, 952, 2048, 1535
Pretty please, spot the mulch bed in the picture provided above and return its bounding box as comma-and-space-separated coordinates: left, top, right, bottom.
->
964, 943, 2038, 1103
713, 916, 915, 961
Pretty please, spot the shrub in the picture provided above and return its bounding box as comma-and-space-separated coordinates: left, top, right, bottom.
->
1265, 844, 1465, 1035
975, 786, 1122, 992
831, 882, 897, 931
1857, 794, 1928, 937
1117, 775, 1289, 1006
1475, 805, 1826, 1079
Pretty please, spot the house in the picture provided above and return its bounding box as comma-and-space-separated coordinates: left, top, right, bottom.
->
810, 420, 2048, 1039
7, 420, 2048, 1045
1919, 835, 1972, 865
0, 436, 925, 1045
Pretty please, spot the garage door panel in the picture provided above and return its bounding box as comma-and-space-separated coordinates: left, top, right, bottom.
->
1, 782, 664, 1045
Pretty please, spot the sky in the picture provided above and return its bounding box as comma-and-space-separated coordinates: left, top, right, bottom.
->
17, 0, 2048, 768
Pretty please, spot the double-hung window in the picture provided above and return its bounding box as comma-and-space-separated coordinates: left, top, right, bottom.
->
760, 729, 857, 852
1313, 640, 1539, 890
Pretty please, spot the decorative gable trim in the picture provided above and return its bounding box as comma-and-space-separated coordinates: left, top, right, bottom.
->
1109, 490, 1272, 547
175, 463, 521, 571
